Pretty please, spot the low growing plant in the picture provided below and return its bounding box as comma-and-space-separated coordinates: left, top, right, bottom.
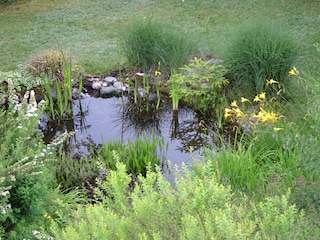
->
51, 161, 309, 239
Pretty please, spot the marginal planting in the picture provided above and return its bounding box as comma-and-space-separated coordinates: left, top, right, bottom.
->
120, 17, 196, 73
224, 18, 299, 96
168, 57, 229, 114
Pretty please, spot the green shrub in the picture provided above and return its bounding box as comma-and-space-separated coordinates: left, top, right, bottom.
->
168, 57, 229, 114
224, 18, 299, 96
52, 161, 310, 239
0, 81, 81, 239
0, 85, 52, 238
120, 17, 196, 72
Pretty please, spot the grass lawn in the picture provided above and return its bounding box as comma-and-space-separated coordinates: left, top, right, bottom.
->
1, 0, 319, 73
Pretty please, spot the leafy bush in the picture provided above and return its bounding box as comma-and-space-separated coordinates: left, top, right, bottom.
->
168, 57, 229, 113
120, 17, 196, 72
52, 161, 310, 239
0, 81, 81, 239
224, 18, 299, 96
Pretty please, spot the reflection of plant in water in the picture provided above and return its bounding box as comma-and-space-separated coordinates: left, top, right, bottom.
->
170, 107, 219, 153
116, 96, 169, 138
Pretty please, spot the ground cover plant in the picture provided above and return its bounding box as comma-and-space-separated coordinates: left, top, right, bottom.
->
1, 0, 320, 238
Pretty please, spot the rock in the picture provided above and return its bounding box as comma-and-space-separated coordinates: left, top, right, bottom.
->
92, 81, 102, 90
148, 93, 158, 102
113, 81, 124, 91
87, 77, 100, 82
104, 76, 117, 83
100, 86, 116, 95
137, 88, 146, 97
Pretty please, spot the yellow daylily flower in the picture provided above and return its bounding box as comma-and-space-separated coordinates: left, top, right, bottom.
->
258, 92, 266, 100
240, 97, 250, 103
230, 100, 238, 108
234, 108, 245, 118
289, 66, 299, 76
266, 79, 278, 85
154, 71, 161, 76
224, 108, 234, 119
253, 95, 261, 102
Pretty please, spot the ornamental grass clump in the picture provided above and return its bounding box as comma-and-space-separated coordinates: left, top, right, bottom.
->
225, 18, 299, 96
120, 17, 195, 73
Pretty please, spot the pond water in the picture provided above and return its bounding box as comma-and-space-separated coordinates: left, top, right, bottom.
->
39, 94, 216, 173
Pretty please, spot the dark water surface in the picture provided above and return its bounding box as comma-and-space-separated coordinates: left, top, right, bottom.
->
40, 95, 208, 170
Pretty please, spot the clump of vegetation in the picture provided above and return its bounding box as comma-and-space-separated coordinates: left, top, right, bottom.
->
27, 50, 69, 82
120, 17, 196, 73
0, 83, 79, 239
168, 57, 229, 114
224, 18, 299, 96
95, 134, 167, 177
51, 161, 309, 239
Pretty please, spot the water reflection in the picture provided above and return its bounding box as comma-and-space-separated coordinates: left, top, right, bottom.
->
40, 95, 218, 166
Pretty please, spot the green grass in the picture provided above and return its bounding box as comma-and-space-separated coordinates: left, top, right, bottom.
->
1, 0, 319, 74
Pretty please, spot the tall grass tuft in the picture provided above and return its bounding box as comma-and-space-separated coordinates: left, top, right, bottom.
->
224, 18, 299, 96
120, 17, 196, 72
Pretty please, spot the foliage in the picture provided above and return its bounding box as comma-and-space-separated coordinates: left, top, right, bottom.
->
168, 57, 229, 113
52, 161, 309, 239
224, 18, 299, 96
0, 83, 54, 238
27, 50, 67, 81
95, 134, 167, 176
0, 70, 44, 92
43, 55, 79, 120
120, 16, 195, 72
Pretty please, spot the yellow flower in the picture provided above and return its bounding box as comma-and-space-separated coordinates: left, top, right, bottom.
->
240, 97, 250, 103
289, 66, 299, 76
258, 92, 266, 100
234, 108, 245, 118
266, 79, 278, 85
273, 127, 283, 132
199, 120, 205, 126
230, 100, 238, 108
224, 108, 234, 119
155, 71, 161, 76
253, 95, 261, 102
